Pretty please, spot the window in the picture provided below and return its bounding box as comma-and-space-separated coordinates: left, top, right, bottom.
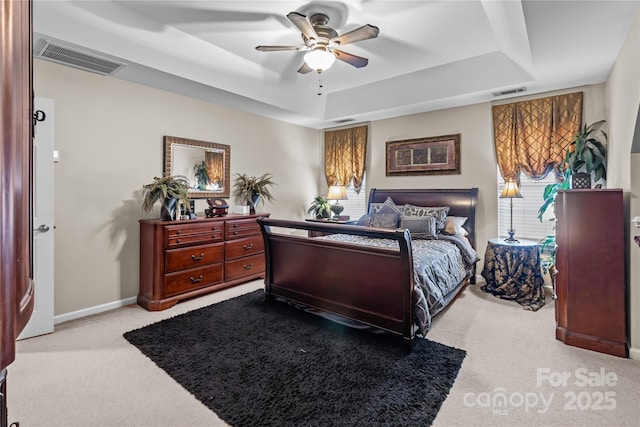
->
335, 172, 367, 220
497, 169, 557, 241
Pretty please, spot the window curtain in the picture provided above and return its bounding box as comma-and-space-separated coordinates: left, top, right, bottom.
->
492, 92, 583, 182
205, 151, 224, 185
324, 125, 367, 192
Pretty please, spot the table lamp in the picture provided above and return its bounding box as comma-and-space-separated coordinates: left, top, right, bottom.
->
327, 185, 347, 219
500, 179, 523, 243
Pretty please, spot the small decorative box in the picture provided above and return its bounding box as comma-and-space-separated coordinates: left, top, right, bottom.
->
205, 198, 229, 217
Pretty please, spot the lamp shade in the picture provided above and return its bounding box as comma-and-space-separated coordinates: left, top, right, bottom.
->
304, 47, 336, 72
500, 180, 523, 199
327, 185, 347, 201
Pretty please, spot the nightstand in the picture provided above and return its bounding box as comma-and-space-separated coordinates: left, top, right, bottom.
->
480, 238, 545, 311
305, 218, 357, 237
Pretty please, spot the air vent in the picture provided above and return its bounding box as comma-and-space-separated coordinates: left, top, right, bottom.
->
334, 118, 355, 124
34, 40, 126, 76
492, 87, 527, 97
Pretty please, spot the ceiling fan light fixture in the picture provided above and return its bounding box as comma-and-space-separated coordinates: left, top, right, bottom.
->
304, 48, 335, 72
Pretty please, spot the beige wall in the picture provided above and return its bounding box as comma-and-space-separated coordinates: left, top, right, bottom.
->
606, 7, 640, 359
367, 103, 495, 258
34, 59, 320, 315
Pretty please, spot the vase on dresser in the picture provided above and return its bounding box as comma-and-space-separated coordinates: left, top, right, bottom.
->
160, 197, 178, 221
248, 192, 260, 214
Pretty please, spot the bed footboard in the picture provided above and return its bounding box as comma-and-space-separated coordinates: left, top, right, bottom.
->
258, 218, 416, 349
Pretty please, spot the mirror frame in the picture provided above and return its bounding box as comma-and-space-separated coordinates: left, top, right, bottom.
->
163, 135, 231, 199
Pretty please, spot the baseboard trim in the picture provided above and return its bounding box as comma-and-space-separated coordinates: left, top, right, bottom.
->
629, 346, 640, 361
54, 296, 138, 325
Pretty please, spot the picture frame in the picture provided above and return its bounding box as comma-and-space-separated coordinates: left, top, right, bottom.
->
386, 134, 461, 176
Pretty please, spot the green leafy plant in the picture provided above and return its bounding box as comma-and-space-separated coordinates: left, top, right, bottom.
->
307, 195, 331, 218
565, 119, 607, 181
537, 169, 571, 222
232, 173, 276, 207
193, 161, 210, 190
141, 175, 190, 213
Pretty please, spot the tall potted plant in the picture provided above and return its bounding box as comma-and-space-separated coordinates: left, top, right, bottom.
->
142, 175, 191, 221
564, 120, 607, 188
232, 173, 276, 214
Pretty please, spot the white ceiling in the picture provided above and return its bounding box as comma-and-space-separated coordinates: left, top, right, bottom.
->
32, 0, 639, 129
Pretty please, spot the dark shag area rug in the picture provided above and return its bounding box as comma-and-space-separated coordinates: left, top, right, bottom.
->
124, 290, 466, 427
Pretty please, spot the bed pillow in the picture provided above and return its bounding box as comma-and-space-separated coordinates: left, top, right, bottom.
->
400, 204, 450, 230
355, 214, 371, 226
367, 212, 399, 229
369, 196, 401, 215
443, 216, 469, 237
399, 214, 438, 239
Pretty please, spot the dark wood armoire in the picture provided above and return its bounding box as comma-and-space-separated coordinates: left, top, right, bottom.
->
1, 0, 35, 425
554, 189, 627, 357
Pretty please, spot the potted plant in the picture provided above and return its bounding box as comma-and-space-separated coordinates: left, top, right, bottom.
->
142, 175, 191, 221
193, 161, 210, 190
232, 173, 276, 213
564, 120, 607, 188
307, 195, 331, 219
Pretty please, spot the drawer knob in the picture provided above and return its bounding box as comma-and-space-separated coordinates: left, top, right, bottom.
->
190, 274, 203, 283
233, 224, 238, 228
176, 239, 181, 244
191, 253, 205, 261
177, 230, 182, 235
211, 227, 216, 231
243, 263, 253, 270
234, 231, 238, 235
243, 243, 253, 250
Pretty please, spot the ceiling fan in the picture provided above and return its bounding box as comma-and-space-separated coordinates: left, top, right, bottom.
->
255, 11, 379, 74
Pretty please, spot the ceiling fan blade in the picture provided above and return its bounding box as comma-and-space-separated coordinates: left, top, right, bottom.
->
256, 45, 307, 52
287, 12, 318, 41
297, 62, 314, 74
331, 24, 380, 46
333, 49, 369, 68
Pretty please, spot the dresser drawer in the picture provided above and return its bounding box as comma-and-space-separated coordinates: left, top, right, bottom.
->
164, 264, 224, 298
225, 236, 264, 261
224, 253, 265, 281
165, 243, 224, 273
165, 222, 224, 248
225, 218, 260, 240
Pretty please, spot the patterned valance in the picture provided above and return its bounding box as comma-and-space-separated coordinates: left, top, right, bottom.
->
492, 92, 583, 181
324, 125, 367, 192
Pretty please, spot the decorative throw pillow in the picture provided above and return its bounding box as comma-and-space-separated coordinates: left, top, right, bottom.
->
400, 204, 450, 230
367, 212, 399, 229
399, 214, 438, 239
355, 214, 371, 226
443, 216, 469, 236
370, 196, 401, 215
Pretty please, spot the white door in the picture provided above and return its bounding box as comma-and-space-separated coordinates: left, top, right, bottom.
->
18, 97, 55, 340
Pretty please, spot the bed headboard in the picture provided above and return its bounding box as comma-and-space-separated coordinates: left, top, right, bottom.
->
368, 188, 479, 250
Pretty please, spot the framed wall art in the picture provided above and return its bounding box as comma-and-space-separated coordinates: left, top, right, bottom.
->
386, 134, 461, 176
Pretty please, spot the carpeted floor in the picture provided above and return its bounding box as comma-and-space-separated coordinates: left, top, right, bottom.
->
124, 290, 466, 427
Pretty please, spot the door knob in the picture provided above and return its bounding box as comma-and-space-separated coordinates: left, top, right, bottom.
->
34, 224, 50, 232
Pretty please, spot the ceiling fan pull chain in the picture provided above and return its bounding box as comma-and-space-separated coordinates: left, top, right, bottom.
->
317, 76, 324, 96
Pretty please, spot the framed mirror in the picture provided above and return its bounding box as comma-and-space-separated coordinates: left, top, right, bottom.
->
163, 136, 231, 198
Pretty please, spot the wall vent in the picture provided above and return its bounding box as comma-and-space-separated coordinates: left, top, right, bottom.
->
492, 87, 527, 97
34, 40, 126, 76
334, 118, 355, 124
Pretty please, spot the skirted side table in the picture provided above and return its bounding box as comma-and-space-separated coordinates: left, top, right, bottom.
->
480, 238, 545, 311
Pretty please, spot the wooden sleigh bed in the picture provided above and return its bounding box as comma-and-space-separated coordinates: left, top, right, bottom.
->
257, 188, 479, 350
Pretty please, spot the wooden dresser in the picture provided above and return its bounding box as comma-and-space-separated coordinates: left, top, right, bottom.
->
554, 189, 627, 357
138, 213, 268, 311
